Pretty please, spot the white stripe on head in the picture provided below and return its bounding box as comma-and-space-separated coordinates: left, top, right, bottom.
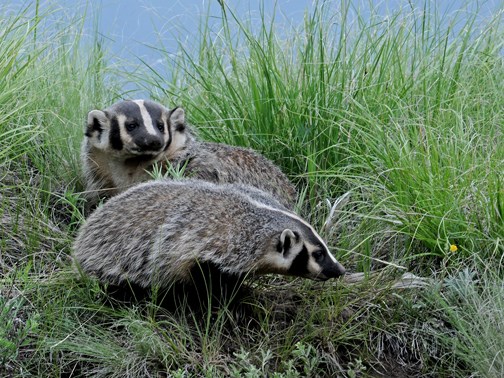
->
249, 200, 339, 264
133, 99, 156, 136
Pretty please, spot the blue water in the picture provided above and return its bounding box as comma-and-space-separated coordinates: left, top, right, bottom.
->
3, 0, 501, 95
74, 0, 315, 69
6, 1, 500, 63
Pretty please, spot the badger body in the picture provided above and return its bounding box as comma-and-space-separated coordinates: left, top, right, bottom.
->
81, 100, 297, 210
168, 140, 297, 209
73, 180, 345, 289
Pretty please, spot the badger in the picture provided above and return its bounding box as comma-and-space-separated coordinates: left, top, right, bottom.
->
81, 99, 182, 209
72, 179, 345, 293
81, 99, 297, 210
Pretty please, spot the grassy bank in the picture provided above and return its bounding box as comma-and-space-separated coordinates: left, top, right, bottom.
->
1, 1, 503, 376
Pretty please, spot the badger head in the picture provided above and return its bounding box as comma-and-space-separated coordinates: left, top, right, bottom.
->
275, 228, 346, 281
257, 210, 346, 281
85, 99, 171, 158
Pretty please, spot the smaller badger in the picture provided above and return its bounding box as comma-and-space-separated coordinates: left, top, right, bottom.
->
81, 100, 297, 210
72, 180, 345, 291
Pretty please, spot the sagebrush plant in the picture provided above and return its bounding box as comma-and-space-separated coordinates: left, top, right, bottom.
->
0, 0, 503, 376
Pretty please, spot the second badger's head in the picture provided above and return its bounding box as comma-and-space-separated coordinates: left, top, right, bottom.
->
85, 99, 186, 159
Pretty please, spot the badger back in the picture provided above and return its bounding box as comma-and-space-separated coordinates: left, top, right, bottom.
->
166, 108, 297, 209
189, 142, 297, 209
73, 179, 268, 287
72, 180, 344, 287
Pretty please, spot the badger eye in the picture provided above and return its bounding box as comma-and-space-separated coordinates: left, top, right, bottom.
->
125, 122, 138, 131
312, 250, 324, 262
156, 121, 165, 132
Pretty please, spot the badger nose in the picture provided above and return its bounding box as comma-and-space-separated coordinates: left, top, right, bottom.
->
138, 137, 162, 151
334, 262, 346, 277
339, 262, 346, 274
323, 261, 346, 279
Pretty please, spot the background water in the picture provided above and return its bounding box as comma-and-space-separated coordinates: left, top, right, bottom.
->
4, 0, 501, 95
75, 1, 499, 64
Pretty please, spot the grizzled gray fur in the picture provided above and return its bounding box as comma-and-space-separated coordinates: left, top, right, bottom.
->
72, 180, 345, 289
167, 109, 297, 209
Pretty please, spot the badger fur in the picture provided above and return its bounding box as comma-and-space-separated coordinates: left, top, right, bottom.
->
72, 179, 345, 291
166, 107, 297, 209
81, 100, 297, 210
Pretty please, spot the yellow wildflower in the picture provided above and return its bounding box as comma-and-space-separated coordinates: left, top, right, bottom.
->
449, 244, 458, 253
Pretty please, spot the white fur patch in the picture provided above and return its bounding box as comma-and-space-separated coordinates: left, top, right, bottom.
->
117, 114, 133, 145
305, 243, 324, 275
307, 258, 323, 275
261, 251, 296, 272
168, 129, 187, 156
133, 99, 156, 136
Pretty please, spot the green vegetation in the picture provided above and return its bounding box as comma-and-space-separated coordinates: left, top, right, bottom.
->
1, 1, 503, 376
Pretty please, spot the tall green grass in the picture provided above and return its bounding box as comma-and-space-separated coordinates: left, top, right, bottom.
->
0, 0, 503, 376
140, 0, 503, 267
0, 6, 44, 166
0, 6, 121, 372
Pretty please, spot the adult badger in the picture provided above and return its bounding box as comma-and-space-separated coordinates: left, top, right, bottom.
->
81, 99, 297, 210
72, 180, 345, 292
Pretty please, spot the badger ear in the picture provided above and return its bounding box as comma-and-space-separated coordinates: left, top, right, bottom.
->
168, 107, 186, 131
86, 110, 109, 135
278, 229, 298, 256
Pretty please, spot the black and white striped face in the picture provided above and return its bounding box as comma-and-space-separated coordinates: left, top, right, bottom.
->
275, 227, 346, 281
283, 228, 346, 280
256, 204, 346, 281
85, 100, 171, 157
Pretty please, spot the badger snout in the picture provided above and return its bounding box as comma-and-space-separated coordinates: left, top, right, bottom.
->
135, 137, 163, 152
321, 261, 346, 279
